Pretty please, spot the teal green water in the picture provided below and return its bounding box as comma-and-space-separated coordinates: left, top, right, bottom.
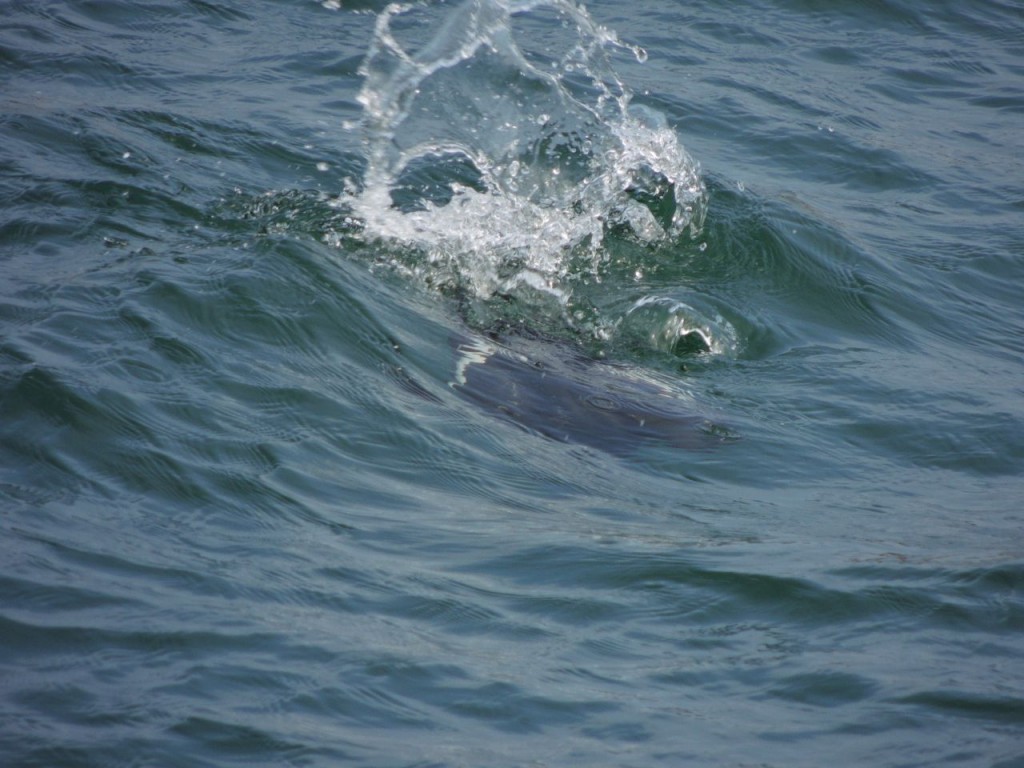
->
2, 1, 1023, 766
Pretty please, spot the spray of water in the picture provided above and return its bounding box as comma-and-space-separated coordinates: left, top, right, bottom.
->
333, 0, 730, 355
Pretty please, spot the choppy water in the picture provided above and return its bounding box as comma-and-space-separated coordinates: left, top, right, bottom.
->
2, 0, 1023, 765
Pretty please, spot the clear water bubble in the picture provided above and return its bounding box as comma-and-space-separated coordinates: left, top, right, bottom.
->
619, 295, 737, 359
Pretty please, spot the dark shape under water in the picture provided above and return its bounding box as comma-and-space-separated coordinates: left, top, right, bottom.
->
449, 333, 731, 456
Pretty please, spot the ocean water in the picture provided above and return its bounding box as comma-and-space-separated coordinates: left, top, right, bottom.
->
1, 0, 1023, 765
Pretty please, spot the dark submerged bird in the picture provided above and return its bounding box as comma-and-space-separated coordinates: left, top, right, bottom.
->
448, 332, 731, 456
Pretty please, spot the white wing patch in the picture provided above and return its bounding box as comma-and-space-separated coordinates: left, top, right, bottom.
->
451, 337, 497, 387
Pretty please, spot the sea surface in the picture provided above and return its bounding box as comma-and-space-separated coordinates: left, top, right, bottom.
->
2, 0, 1023, 766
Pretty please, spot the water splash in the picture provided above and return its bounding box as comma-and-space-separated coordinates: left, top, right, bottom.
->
334, 0, 721, 352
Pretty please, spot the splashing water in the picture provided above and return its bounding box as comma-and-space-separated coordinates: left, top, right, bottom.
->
335, 0, 721, 351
